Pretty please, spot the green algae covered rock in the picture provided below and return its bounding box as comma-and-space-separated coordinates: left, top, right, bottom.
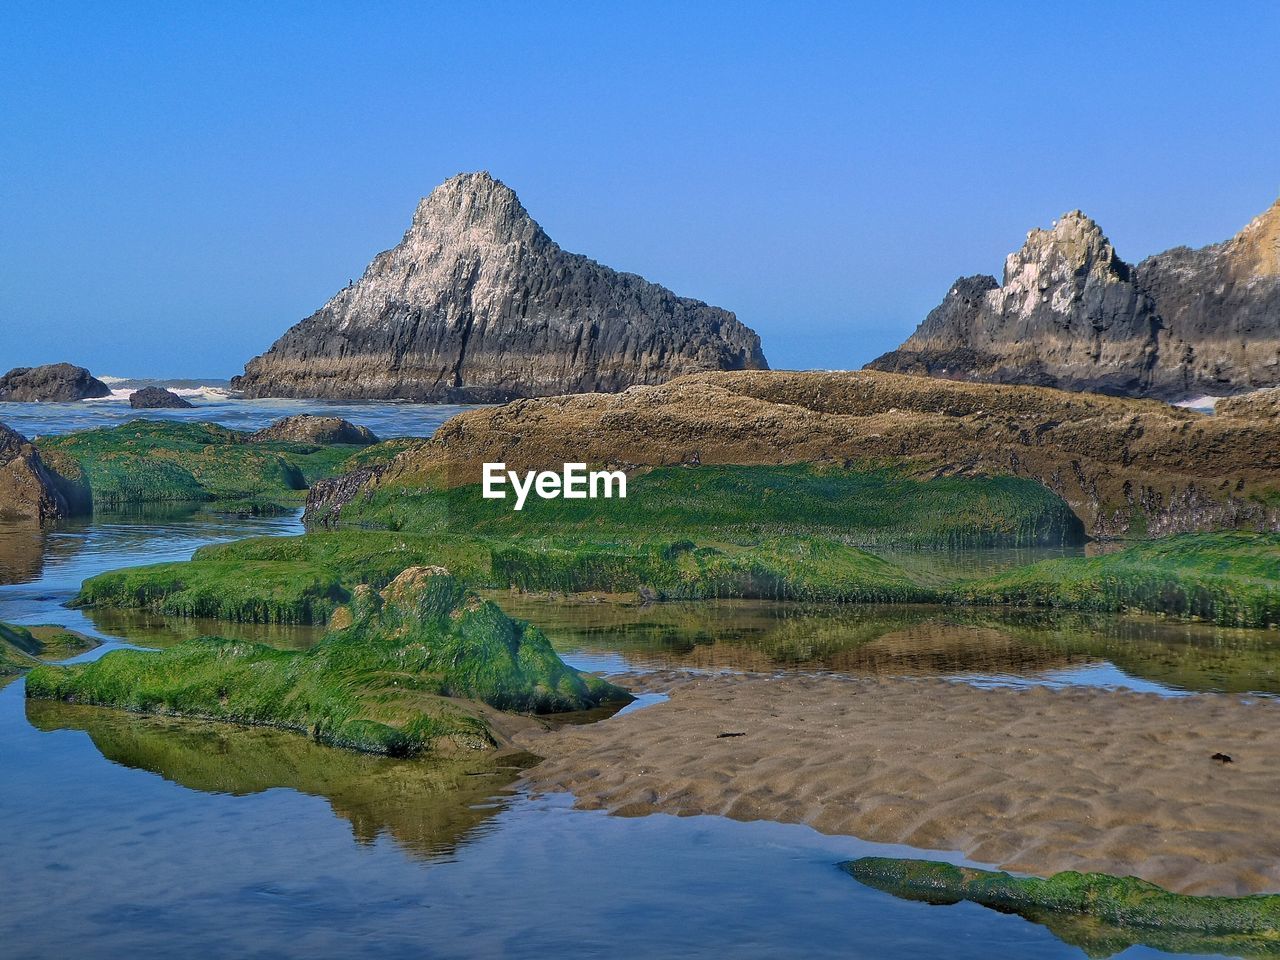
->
35, 420, 391, 513
29, 567, 630, 756
843, 857, 1280, 957
956, 532, 1280, 628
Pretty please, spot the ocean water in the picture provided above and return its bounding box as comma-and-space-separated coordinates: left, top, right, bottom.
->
0, 378, 476, 438
0, 398, 1260, 959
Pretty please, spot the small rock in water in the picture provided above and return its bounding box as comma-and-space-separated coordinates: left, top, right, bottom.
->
1211, 752, 1234, 764
129, 386, 193, 409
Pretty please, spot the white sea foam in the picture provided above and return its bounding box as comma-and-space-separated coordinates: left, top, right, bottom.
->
82, 378, 234, 403
1174, 395, 1221, 413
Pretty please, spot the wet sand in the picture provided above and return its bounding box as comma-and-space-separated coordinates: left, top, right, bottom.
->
517, 674, 1280, 895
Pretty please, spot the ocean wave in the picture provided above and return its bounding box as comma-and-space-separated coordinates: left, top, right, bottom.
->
83, 381, 235, 403
1174, 395, 1221, 412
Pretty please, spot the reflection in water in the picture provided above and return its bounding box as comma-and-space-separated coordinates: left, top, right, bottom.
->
0, 519, 51, 584
26, 699, 537, 862
854, 876, 1279, 959
86, 609, 327, 650
497, 596, 1280, 696
0, 504, 303, 629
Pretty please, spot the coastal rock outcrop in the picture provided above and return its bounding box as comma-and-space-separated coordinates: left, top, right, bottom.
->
233, 172, 767, 401
128, 386, 193, 409
249, 414, 378, 445
307, 370, 1280, 540
1218, 387, 1280, 419
0, 364, 111, 402
869, 200, 1280, 400
29, 566, 629, 755
0, 422, 73, 522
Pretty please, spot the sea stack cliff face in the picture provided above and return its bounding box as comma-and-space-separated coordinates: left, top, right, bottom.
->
869, 201, 1280, 399
234, 172, 768, 401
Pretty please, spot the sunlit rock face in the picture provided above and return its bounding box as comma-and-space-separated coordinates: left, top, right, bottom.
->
235, 172, 767, 401
870, 201, 1280, 400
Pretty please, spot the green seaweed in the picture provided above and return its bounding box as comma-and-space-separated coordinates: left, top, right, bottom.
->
843, 856, 1280, 958
490, 536, 936, 602
36, 421, 400, 513
73, 529, 1280, 630
73, 530, 942, 621
325, 463, 1087, 550
956, 532, 1280, 628
31, 568, 629, 756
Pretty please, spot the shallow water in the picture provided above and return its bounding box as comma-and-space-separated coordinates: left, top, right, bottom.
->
498, 595, 1280, 697
0, 404, 1266, 957
0, 675, 1208, 960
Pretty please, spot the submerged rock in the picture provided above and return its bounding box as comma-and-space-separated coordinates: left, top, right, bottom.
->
869, 200, 1280, 401
0, 363, 111, 402
250, 414, 378, 445
28, 566, 630, 756
128, 386, 193, 409
234, 171, 767, 401
0, 422, 73, 522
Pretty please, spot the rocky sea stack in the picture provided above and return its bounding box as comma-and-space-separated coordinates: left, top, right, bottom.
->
233, 172, 767, 401
129, 386, 193, 409
869, 200, 1280, 399
0, 363, 111, 402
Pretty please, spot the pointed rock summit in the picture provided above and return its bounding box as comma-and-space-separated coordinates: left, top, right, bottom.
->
870, 199, 1280, 399
235, 172, 767, 401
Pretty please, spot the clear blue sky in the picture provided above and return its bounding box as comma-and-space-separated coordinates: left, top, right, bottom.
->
3, 1, 1278, 378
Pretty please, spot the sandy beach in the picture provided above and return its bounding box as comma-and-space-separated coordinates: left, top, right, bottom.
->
518, 674, 1280, 895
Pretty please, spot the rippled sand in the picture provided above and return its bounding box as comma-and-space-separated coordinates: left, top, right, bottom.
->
519, 674, 1280, 895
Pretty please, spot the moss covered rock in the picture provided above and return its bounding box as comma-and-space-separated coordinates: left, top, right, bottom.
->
957, 532, 1280, 628
32, 567, 630, 755
35, 420, 394, 513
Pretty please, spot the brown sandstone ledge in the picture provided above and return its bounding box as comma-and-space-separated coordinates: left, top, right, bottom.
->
516, 674, 1280, 896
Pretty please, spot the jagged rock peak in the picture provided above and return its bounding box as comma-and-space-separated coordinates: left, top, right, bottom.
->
869, 196, 1280, 400
1003, 210, 1129, 289
409, 171, 538, 238
235, 172, 767, 402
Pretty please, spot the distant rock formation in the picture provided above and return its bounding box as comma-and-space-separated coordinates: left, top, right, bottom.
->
234, 172, 767, 401
129, 387, 193, 409
869, 200, 1280, 400
250, 414, 378, 445
0, 423, 71, 522
0, 364, 111, 402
